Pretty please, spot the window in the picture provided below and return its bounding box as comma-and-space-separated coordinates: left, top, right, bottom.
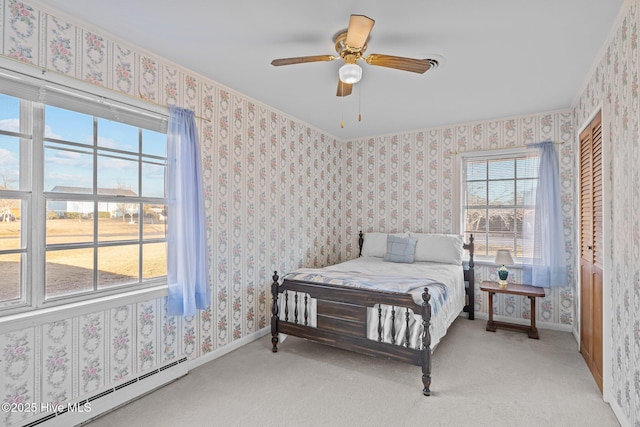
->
462, 151, 539, 259
0, 93, 29, 306
0, 71, 168, 314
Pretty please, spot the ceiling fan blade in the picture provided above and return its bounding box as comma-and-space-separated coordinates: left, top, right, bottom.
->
365, 54, 435, 74
271, 55, 336, 66
346, 15, 375, 50
336, 80, 353, 97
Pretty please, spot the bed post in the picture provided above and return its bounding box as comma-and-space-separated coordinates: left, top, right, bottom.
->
463, 234, 476, 320
468, 234, 475, 320
421, 287, 432, 396
271, 271, 279, 353
358, 231, 364, 257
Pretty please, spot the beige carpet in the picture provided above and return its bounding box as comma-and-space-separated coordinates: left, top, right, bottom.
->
85, 318, 619, 427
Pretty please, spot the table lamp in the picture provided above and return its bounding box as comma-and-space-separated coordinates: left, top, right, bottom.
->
494, 249, 514, 288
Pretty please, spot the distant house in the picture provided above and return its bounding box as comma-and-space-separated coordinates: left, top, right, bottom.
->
48, 186, 138, 219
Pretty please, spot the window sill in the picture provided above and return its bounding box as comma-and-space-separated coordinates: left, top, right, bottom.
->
469, 256, 526, 268
0, 284, 168, 334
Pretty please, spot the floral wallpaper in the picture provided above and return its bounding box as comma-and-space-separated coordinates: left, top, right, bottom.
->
574, 1, 640, 425
343, 111, 576, 327
0, 0, 637, 426
0, 1, 341, 425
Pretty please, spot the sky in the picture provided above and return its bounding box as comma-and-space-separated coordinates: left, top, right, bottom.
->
0, 93, 167, 198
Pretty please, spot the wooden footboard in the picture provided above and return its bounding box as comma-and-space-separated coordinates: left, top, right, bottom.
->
270, 273, 434, 395
270, 233, 474, 396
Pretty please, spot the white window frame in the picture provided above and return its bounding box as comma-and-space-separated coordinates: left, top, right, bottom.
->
0, 64, 170, 320
460, 147, 539, 263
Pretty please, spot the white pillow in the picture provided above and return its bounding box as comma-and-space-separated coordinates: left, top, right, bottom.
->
361, 232, 407, 258
410, 233, 464, 265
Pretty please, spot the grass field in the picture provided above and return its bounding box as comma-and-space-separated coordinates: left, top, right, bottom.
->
0, 218, 167, 301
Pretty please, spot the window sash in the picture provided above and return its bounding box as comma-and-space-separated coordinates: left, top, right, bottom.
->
0, 72, 168, 315
0, 67, 167, 133
461, 150, 539, 260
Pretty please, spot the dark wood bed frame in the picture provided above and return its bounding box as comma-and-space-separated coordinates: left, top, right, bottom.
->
270, 232, 475, 395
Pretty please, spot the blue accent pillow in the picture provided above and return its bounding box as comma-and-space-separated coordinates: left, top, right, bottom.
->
383, 234, 417, 264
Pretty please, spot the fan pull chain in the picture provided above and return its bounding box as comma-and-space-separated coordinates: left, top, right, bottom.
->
341, 83, 345, 128
358, 83, 362, 122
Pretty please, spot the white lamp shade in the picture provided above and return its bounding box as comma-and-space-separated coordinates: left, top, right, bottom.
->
494, 249, 514, 266
339, 63, 362, 84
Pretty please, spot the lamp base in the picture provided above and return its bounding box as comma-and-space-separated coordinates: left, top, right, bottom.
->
497, 266, 509, 289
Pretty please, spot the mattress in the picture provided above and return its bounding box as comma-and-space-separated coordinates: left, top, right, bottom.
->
279, 257, 466, 350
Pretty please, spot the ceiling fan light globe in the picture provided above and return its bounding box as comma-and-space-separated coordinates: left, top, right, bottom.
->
339, 63, 362, 84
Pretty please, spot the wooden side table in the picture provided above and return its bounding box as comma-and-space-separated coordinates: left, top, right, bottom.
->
480, 281, 545, 339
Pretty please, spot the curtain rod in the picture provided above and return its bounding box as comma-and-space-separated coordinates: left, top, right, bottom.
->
449, 140, 564, 156
0, 54, 211, 123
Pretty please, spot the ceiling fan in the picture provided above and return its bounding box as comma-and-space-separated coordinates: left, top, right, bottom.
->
271, 14, 439, 97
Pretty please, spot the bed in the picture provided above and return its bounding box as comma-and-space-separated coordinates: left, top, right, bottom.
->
270, 231, 475, 396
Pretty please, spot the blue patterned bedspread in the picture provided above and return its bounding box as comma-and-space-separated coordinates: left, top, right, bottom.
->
283, 268, 448, 314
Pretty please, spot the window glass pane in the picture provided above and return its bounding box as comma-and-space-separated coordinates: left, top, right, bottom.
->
488, 180, 514, 205
466, 160, 486, 181
0, 135, 21, 189
517, 157, 539, 178
0, 199, 22, 249
142, 129, 166, 157
46, 248, 94, 297
486, 208, 516, 255
98, 245, 139, 288
142, 242, 166, 279
98, 212, 139, 242
466, 182, 486, 206
487, 232, 514, 255
516, 178, 537, 205
141, 161, 165, 198
98, 117, 139, 153
487, 208, 516, 233
0, 253, 21, 302
97, 153, 138, 196
464, 208, 486, 233
488, 159, 514, 180
45, 105, 93, 144
486, 207, 517, 255
46, 200, 94, 244
44, 143, 93, 193
142, 204, 166, 239
0, 94, 20, 133
516, 207, 536, 258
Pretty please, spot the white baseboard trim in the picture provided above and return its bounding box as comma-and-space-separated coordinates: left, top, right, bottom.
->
20, 328, 270, 427
572, 327, 580, 350
26, 358, 188, 427
188, 326, 270, 371
470, 312, 573, 333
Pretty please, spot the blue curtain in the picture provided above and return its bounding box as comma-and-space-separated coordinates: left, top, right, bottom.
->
166, 105, 210, 316
523, 141, 567, 287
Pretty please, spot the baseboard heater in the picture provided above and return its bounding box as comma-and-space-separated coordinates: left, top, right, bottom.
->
22, 357, 188, 427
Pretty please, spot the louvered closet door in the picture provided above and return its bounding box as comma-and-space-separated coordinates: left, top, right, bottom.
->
579, 111, 603, 394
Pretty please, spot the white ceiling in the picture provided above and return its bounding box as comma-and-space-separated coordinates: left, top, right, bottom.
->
35, 0, 624, 140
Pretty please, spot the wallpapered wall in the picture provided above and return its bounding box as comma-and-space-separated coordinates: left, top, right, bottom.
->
1, 0, 636, 425
343, 111, 576, 327
0, 1, 343, 425
573, 0, 639, 424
